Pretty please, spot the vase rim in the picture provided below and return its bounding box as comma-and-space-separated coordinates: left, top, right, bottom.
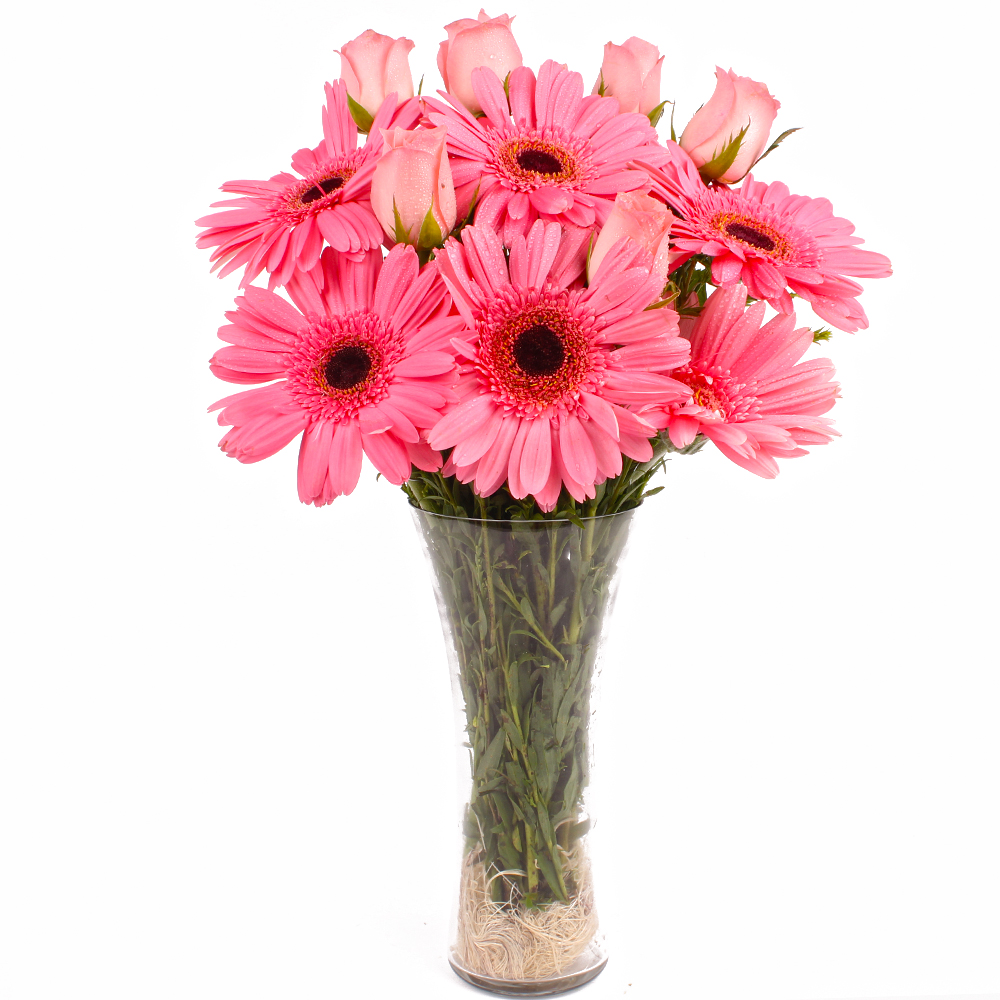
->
410, 505, 637, 526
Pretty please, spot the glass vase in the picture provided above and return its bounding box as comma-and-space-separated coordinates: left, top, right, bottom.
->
413, 508, 636, 996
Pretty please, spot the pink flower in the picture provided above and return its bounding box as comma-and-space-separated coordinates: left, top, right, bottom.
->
643, 142, 892, 332
208, 245, 464, 506
370, 125, 458, 247
680, 68, 779, 183
643, 285, 840, 478
196, 84, 419, 290
426, 60, 670, 245
338, 29, 415, 118
437, 10, 522, 115
588, 191, 674, 283
592, 37, 664, 116
428, 220, 691, 510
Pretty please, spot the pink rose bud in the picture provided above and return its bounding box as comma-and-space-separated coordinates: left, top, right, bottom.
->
437, 10, 522, 114
370, 126, 458, 249
591, 37, 664, 116
588, 191, 675, 284
338, 29, 415, 120
680, 67, 780, 184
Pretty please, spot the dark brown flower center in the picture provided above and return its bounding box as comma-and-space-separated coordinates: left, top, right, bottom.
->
516, 149, 564, 175
302, 175, 345, 204
725, 222, 776, 252
324, 345, 371, 389
513, 325, 565, 376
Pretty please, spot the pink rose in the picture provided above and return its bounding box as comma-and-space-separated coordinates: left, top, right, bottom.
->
338, 29, 415, 119
370, 126, 458, 248
679, 67, 780, 184
591, 37, 664, 116
588, 191, 675, 283
437, 10, 522, 114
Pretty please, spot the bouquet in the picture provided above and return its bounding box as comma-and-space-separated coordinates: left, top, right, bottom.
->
196, 11, 890, 992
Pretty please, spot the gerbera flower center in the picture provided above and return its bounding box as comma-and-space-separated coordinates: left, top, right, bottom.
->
301, 175, 345, 204
707, 209, 794, 261
285, 312, 404, 421
493, 130, 592, 192
724, 222, 776, 252
279, 159, 360, 219
324, 344, 371, 389
515, 149, 564, 175
676, 365, 757, 422
513, 325, 565, 375
474, 288, 604, 415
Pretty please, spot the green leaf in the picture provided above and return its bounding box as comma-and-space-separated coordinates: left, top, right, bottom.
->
752, 127, 801, 168
474, 728, 507, 785
697, 123, 749, 182
346, 93, 374, 134
503, 719, 526, 754
535, 853, 568, 903
596, 73, 606, 97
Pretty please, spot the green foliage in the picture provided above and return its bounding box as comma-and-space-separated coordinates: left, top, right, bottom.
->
812, 327, 833, 343
662, 254, 715, 316
414, 504, 635, 906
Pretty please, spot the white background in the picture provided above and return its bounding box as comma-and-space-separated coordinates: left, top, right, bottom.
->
2, 1, 997, 998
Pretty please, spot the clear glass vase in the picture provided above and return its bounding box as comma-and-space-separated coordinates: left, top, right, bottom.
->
413, 508, 636, 996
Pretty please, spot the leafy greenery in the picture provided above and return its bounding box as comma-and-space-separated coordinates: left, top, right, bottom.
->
413, 505, 632, 906
662, 254, 716, 317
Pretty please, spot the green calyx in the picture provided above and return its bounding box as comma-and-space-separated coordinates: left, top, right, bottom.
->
697, 124, 749, 183
346, 93, 374, 134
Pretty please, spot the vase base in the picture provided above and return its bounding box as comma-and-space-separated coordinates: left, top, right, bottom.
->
448, 957, 608, 996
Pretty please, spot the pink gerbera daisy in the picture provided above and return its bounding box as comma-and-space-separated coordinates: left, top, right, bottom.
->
196, 84, 418, 290
428, 219, 691, 510
425, 60, 670, 245
643, 141, 892, 332
208, 245, 463, 506
644, 285, 840, 478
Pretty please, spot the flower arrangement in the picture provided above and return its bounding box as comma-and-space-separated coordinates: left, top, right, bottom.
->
197, 11, 890, 992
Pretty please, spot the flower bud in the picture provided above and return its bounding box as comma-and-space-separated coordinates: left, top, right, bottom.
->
437, 10, 522, 115
592, 37, 664, 116
679, 67, 780, 183
370, 126, 458, 249
338, 29, 415, 121
588, 191, 674, 283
